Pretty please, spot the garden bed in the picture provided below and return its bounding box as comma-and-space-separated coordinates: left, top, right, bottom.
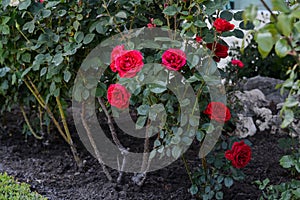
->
0, 111, 292, 200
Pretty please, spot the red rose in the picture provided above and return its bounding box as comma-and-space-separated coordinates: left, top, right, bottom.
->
162, 48, 186, 71
110, 45, 126, 72
107, 84, 131, 109
213, 18, 235, 33
115, 50, 144, 78
225, 141, 252, 168
207, 43, 228, 62
203, 102, 231, 123
196, 35, 203, 43
231, 59, 244, 68
147, 18, 156, 29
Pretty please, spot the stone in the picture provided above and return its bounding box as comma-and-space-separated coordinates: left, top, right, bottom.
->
241, 75, 287, 104
235, 114, 257, 138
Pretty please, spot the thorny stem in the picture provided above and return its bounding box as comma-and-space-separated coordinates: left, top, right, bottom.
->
97, 97, 129, 183
81, 102, 112, 181
20, 105, 43, 140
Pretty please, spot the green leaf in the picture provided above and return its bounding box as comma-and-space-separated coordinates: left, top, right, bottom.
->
63, 70, 72, 82
40, 67, 47, 77
83, 34, 95, 45
163, 5, 178, 16
189, 185, 198, 195
220, 10, 233, 21
21, 53, 31, 63
136, 116, 147, 129
281, 109, 294, 128
115, 11, 127, 19
216, 191, 223, 200
272, 0, 290, 13
275, 38, 291, 57
18, 0, 31, 10
224, 177, 233, 188
149, 84, 167, 94
45, 1, 60, 9
243, 5, 258, 22
194, 20, 207, 28
0, 24, 10, 35
280, 155, 294, 168
50, 81, 56, 94
277, 13, 292, 37
52, 53, 63, 66
292, 188, 300, 198
172, 145, 182, 159
73, 21, 80, 31
0, 67, 10, 77
74, 31, 84, 43
21, 67, 32, 78
137, 104, 150, 115
23, 21, 35, 33
256, 32, 274, 58
294, 21, 300, 33
285, 96, 299, 108
42, 10, 51, 18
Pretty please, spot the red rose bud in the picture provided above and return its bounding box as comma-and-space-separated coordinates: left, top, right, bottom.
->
203, 102, 231, 123
207, 43, 229, 62
196, 36, 203, 43
107, 84, 131, 109
147, 18, 156, 29
213, 18, 235, 33
225, 141, 252, 168
162, 48, 186, 71
231, 59, 244, 68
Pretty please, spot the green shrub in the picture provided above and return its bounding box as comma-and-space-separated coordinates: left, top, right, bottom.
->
0, 172, 47, 200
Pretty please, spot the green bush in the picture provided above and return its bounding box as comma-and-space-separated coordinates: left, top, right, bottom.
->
0, 172, 47, 200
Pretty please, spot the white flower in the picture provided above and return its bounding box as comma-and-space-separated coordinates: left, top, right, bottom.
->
9, 0, 20, 7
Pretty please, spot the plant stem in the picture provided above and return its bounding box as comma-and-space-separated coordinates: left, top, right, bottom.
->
81, 102, 112, 181
56, 96, 82, 168
20, 105, 43, 140
182, 154, 193, 184
97, 97, 129, 182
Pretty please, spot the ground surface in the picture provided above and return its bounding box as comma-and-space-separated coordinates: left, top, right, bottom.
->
0, 111, 294, 200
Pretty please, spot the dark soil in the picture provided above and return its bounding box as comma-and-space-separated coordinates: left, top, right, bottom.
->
0, 110, 293, 200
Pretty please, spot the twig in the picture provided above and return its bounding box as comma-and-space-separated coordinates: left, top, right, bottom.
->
56, 96, 82, 168
97, 97, 129, 183
81, 102, 112, 181
20, 105, 43, 140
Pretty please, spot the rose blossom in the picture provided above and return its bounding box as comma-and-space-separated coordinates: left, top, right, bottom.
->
147, 18, 156, 29
196, 35, 203, 43
110, 45, 126, 72
203, 102, 231, 123
206, 42, 229, 62
213, 18, 235, 33
225, 141, 252, 168
115, 50, 144, 78
231, 59, 244, 68
110, 45, 144, 78
162, 48, 186, 71
107, 84, 131, 109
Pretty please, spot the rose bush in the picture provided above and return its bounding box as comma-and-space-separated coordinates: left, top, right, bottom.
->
0, 0, 252, 199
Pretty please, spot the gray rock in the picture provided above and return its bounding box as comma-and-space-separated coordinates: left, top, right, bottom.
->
242, 75, 287, 104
